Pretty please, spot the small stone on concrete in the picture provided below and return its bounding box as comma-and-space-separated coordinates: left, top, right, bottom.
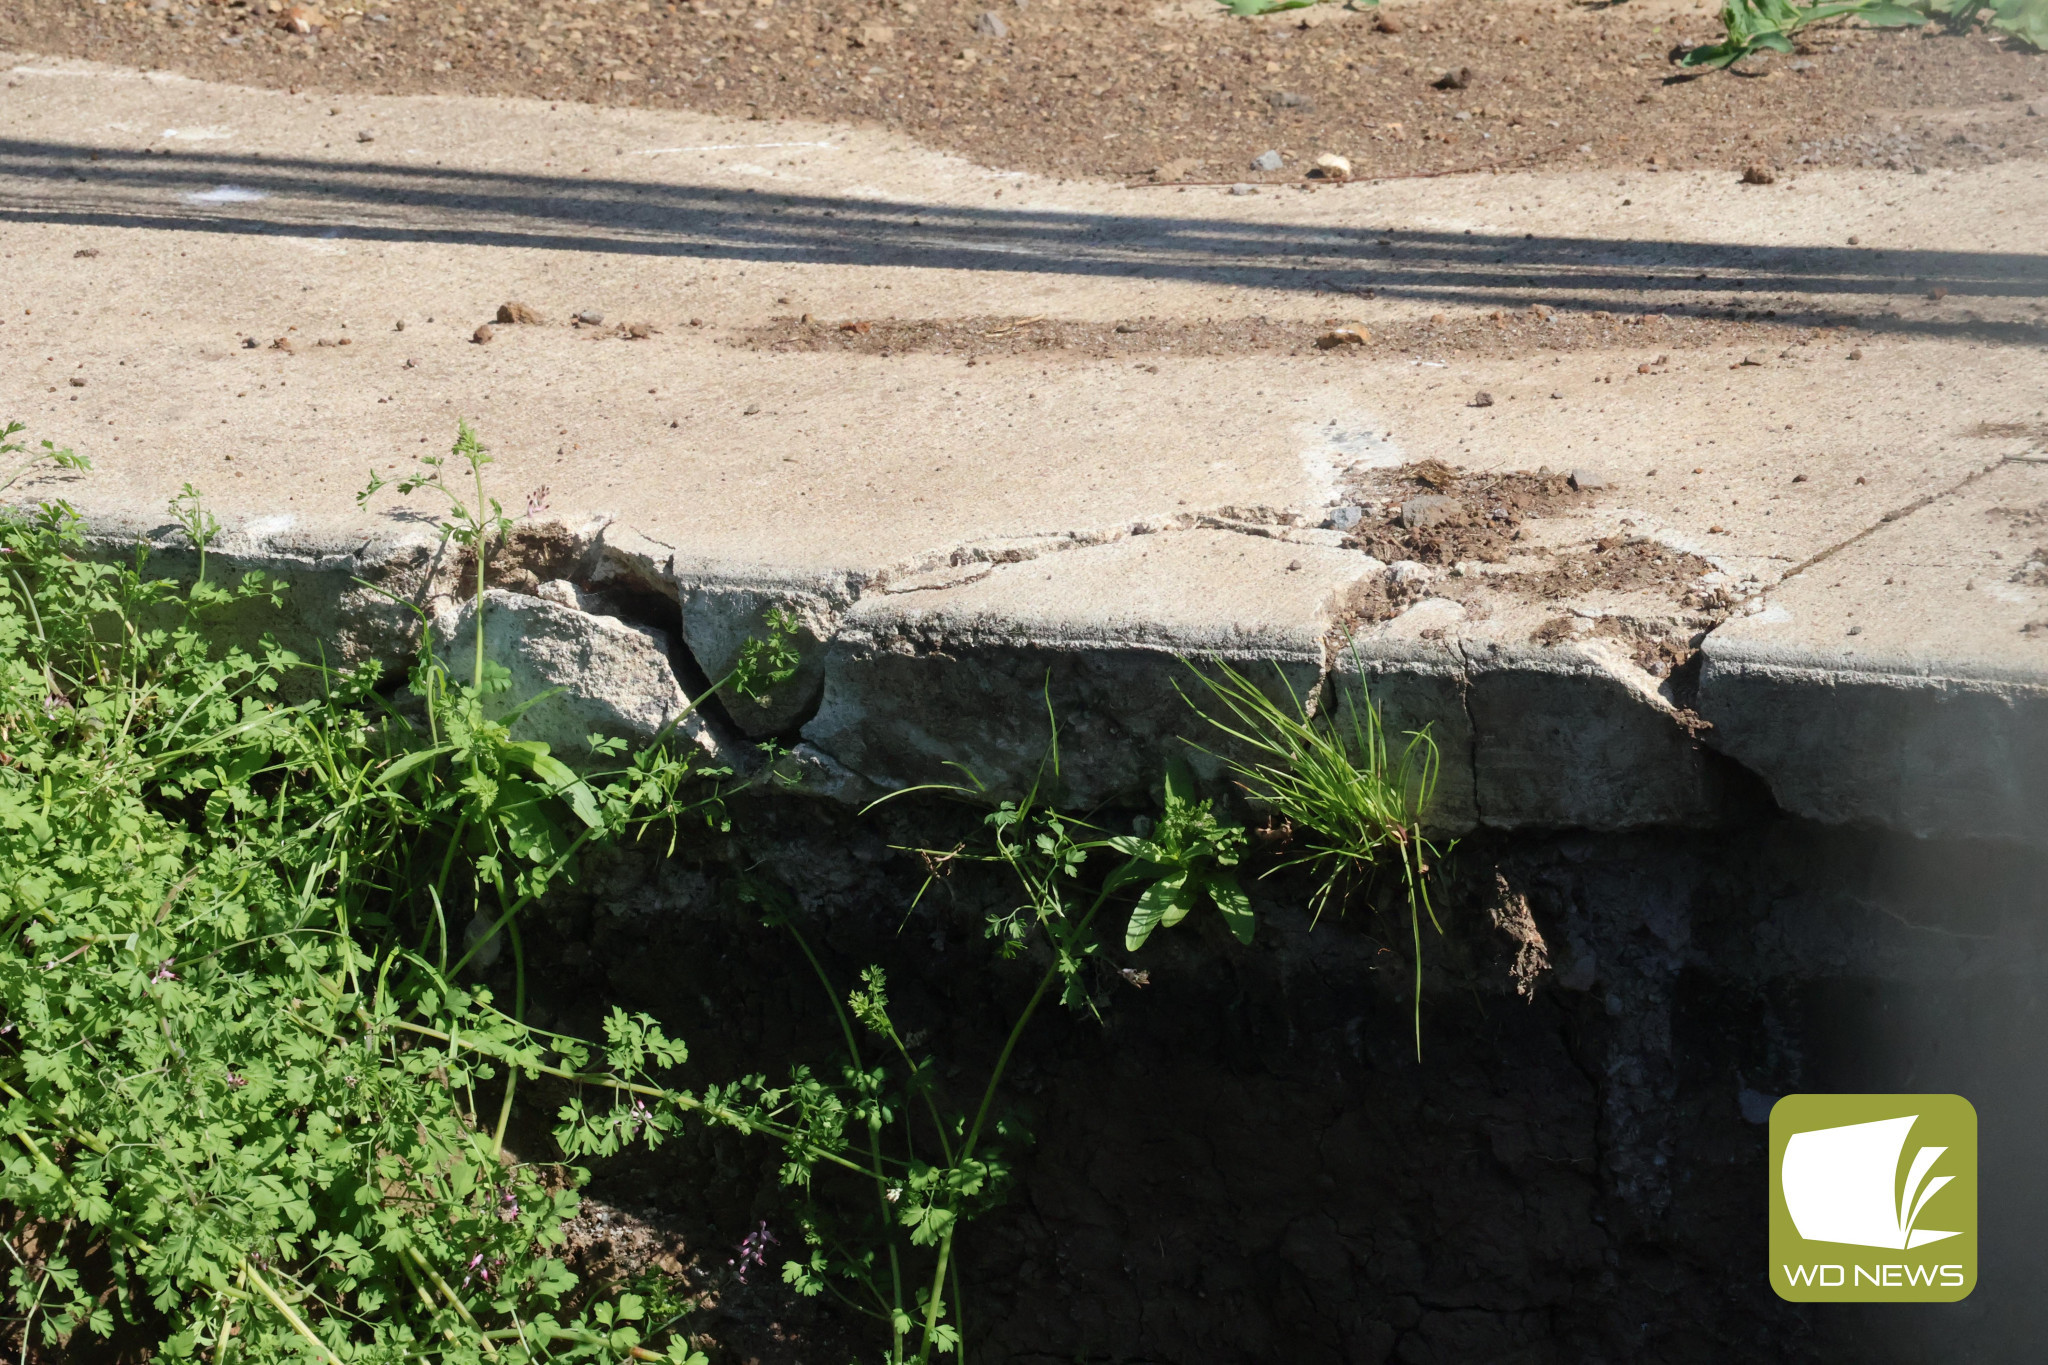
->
1400, 495, 1460, 529
575, 310, 605, 326
1250, 149, 1283, 172
1741, 163, 1777, 185
1471, 390, 1494, 407
472, 323, 494, 344
1229, 183, 1257, 196
496, 301, 543, 325
1569, 468, 1607, 490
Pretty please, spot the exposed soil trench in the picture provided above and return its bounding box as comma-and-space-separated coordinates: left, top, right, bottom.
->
481, 789, 2048, 1365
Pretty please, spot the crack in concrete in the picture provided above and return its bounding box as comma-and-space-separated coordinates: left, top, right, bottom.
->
1775, 456, 2014, 585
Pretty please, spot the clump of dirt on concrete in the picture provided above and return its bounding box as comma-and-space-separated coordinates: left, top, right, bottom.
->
1985, 501, 2048, 585
1346, 459, 1592, 566
1504, 536, 1719, 603
1332, 569, 1434, 633
737, 311, 1858, 363
459, 522, 586, 596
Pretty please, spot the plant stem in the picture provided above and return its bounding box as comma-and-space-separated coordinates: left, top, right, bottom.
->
489, 917, 526, 1161
780, 919, 908, 1358
243, 1260, 343, 1365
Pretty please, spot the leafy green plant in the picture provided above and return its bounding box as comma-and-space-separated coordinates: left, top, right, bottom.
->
728, 607, 804, 710
736, 708, 1258, 1365
1680, 0, 2044, 69
1679, 0, 1920, 67
0, 420, 89, 499
1920, 0, 2048, 44
1111, 759, 1253, 952
1212, 0, 1377, 15
1180, 653, 1447, 1057
0, 422, 878, 1364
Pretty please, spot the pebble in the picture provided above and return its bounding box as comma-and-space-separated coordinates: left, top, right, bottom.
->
974, 10, 1009, 38
73, 247, 99, 259
1250, 149, 1283, 172
1374, 11, 1403, 31
1229, 183, 1257, 196
1568, 469, 1607, 490
356, 130, 376, 143
472, 324, 495, 344
1431, 67, 1472, 90
496, 301, 543, 325
1848, 347, 1864, 360
1325, 505, 1364, 531
576, 310, 605, 325
1400, 495, 1460, 530
1741, 163, 1777, 185
1316, 327, 1369, 349
1311, 152, 1352, 181
68, 376, 86, 387
1471, 390, 1494, 407
277, 3, 326, 33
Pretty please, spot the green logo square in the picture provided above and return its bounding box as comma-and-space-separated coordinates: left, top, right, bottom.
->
1769, 1093, 1976, 1302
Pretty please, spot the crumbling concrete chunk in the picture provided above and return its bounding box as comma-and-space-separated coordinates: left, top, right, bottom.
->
437, 589, 723, 765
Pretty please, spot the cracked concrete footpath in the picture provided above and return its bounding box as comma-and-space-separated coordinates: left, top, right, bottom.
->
4, 56, 2046, 842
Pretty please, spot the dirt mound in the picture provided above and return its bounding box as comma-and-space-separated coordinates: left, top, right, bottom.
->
1506, 535, 1719, 604
1347, 459, 1592, 566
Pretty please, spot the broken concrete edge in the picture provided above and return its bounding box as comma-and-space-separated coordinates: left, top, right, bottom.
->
49, 507, 2046, 849
1696, 650, 2048, 847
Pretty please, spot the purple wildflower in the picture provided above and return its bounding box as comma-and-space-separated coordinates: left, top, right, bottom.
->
728, 1222, 777, 1284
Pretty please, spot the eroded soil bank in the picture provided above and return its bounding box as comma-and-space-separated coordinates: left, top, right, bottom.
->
495, 789, 2047, 1365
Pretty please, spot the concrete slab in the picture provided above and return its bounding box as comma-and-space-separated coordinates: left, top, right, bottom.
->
1703, 455, 2048, 844
3, 56, 2044, 841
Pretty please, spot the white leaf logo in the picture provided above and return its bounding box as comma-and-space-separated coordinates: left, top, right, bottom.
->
1782, 1115, 1959, 1250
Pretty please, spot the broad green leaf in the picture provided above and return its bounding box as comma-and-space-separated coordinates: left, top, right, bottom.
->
1204, 872, 1256, 945
1125, 873, 1189, 951
374, 745, 449, 788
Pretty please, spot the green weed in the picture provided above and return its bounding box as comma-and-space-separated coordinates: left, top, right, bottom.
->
0, 422, 860, 1364
1681, 0, 2044, 69
1211, 0, 1374, 18
1180, 652, 1449, 1058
